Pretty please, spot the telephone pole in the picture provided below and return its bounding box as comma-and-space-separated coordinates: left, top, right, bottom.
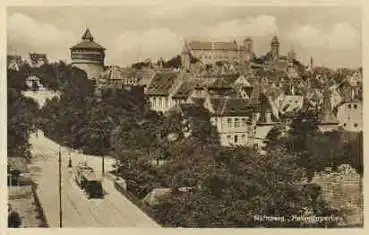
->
58, 145, 63, 227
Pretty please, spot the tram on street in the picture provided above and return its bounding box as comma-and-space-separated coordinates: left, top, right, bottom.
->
75, 162, 104, 199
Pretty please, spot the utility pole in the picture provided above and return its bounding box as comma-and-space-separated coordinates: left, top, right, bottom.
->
58, 145, 63, 227
100, 126, 105, 177
102, 153, 105, 177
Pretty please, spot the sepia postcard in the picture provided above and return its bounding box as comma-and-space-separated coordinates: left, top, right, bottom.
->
1, 0, 367, 234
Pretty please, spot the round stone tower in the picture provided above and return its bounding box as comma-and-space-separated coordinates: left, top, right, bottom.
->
70, 28, 105, 80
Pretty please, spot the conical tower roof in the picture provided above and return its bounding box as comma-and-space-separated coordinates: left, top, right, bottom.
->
82, 28, 94, 41
70, 28, 105, 50
271, 35, 279, 45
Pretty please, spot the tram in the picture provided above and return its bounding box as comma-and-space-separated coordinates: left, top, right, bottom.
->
75, 162, 104, 199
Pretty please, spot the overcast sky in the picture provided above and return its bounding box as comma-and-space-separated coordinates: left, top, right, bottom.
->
7, 5, 361, 68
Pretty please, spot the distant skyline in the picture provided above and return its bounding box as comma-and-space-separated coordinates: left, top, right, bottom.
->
7, 5, 361, 68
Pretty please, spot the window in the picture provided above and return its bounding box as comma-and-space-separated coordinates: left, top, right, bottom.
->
234, 135, 238, 143
344, 123, 347, 127
354, 104, 357, 109
241, 134, 246, 144
227, 135, 232, 143
242, 118, 247, 127
348, 104, 351, 108
227, 118, 232, 128
354, 123, 358, 127
162, 97, 166, 109
155, 97, 160, 108
234, 118, 240, 128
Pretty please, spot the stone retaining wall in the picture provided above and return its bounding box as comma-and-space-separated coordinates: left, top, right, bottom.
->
311, 164, 363, 227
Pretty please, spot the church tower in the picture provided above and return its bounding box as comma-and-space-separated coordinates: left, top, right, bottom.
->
270, 35, 280, 61
287, 47, 296, 62
181, 39, 191, 72
70, 28, 105, 80
243, 37, 254, 62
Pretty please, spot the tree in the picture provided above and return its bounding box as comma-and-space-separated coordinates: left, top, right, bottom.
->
8, 88, 39, 158
163, 55, 181, 69
152, 147, 339, 227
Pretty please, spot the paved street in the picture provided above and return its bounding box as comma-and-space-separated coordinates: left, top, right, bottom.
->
28, 130, 159, 227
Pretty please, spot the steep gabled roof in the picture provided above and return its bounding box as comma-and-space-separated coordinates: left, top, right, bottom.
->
145, 71, 179, 96
208, 98, 254, 116
279, 95, 304, 114
172, 80, 197, 99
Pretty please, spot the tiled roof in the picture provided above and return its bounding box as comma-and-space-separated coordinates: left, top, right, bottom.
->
145, 71, 179, 96
188, 41, 212, 50
279, 95, 304, 113
248, 89, 260, 106
71, 40, 105, 50
188, 40, 238, 51
272, 60, 288, 71
101, 66, 149, 82
209, 98, 254, 116
208, 75, 239, 89
213, 41, 238, 51
172, 80, 197, 98
137, 70, 155, 86
257, 111, 279, 124
265, 87, 283, 101
71, 28, 105, 50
